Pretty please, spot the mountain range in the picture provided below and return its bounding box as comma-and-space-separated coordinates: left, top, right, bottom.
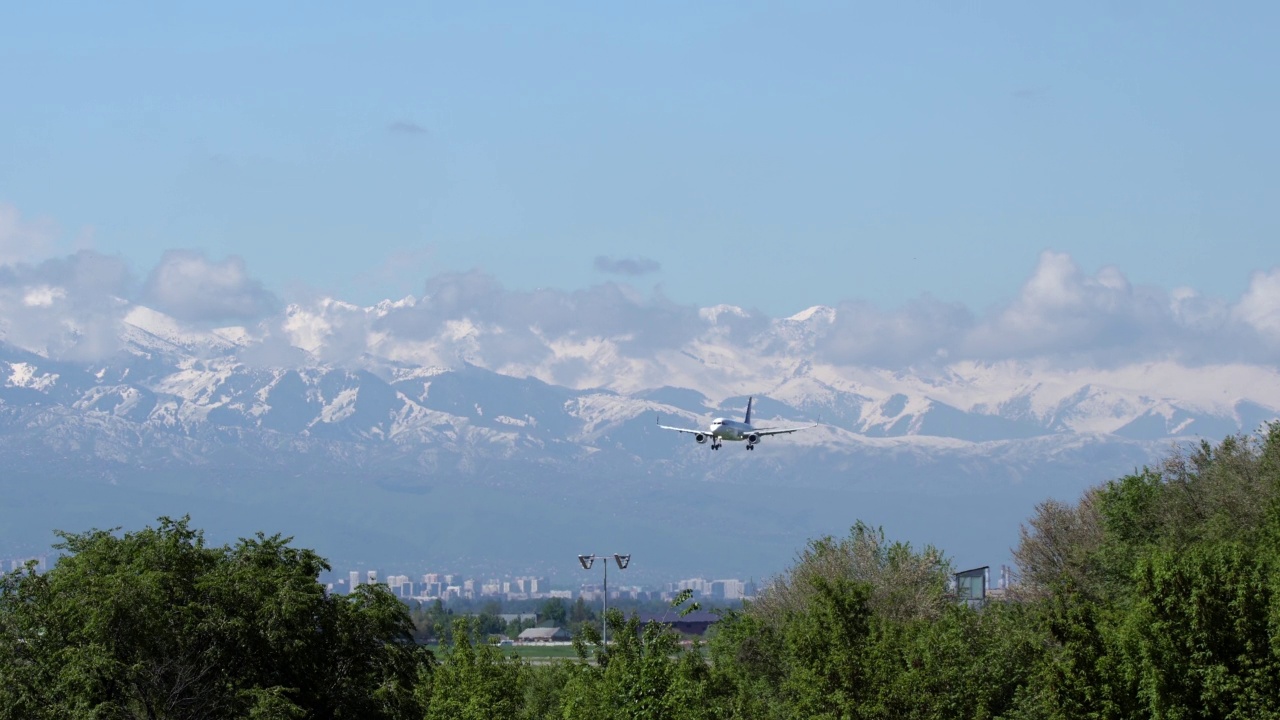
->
3, 297, 1278, 582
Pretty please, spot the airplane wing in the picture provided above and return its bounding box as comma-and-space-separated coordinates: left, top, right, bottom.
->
752, 423, 819, 437
655, 416, 706, 435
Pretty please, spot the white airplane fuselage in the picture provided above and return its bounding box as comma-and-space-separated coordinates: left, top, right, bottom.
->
708, 418, 753, 442
693, 418, 763, 450
657, 396, 816, 451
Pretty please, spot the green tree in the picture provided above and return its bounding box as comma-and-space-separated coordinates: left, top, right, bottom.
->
425, 617, 526, 720
1126, 543, 1280, 719
540, 597, 569, 626
571, 596, 595, 623
0, 516, 428, 720
707, 609, 785, 719
778, 575, 875, 719
1012, 489, 1105, 601
752, 522, 951, 627
560, 602, 718, 720
520, 661, 575, 719
861, 600, 1047, 720
474, 609, 507, 637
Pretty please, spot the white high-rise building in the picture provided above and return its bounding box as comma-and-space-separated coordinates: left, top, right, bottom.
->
674, 578, 709, 595
711, 579, 745, 600
349, 571, 360, 590
387, 575, 412, 597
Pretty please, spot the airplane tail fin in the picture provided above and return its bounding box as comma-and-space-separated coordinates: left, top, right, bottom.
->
744, 396, 753, 425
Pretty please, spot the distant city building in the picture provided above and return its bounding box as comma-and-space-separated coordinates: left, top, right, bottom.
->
710, 579, 745, 600
4, 557, 49, 573
387, 574, 412, 597
328, 567, 757, 605
672, 578, 709, 597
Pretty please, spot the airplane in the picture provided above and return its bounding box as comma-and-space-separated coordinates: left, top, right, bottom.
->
656, 396, 818, 451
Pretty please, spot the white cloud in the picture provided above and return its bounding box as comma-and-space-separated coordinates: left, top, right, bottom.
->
0, 251, 132, 360
3, 244, 1278, 371
22, 285, 66, 307
373, 272, 701, 355
0, 203, 57, 266
142, 250, 278, 322
961, 251, 1182, 362
269, 255, 1280, 371
815, 297, 972, 366
1234, 269, 1280, 341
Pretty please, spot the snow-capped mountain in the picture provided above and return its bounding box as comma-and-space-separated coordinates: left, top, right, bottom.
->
9, 297, 1272, 445
2, 299, 1277, 578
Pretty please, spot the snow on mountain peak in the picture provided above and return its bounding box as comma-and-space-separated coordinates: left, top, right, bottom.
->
5, 361, 59, 390
123, 305, 239, 353
212, 326, 252, 345
283, 306, 333, 354
319, 297, 362, 312
787, 305, 836, 324
699, 304, 749, 323
374, 296, 418, 315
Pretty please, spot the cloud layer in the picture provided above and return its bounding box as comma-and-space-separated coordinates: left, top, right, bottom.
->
0, 251, 132, 360
2, 242, 1278, 371
593, 255, 662, 276
141, 250, 278, 323
0, 204, 57, 266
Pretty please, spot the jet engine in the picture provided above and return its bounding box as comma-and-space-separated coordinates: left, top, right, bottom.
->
694, 433, 708, 444
746, 433, 760, 447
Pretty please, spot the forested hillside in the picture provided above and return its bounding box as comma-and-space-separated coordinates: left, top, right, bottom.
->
4, 425, 1279, 718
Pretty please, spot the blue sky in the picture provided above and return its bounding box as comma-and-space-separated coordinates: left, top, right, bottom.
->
2, 2, 1278, 317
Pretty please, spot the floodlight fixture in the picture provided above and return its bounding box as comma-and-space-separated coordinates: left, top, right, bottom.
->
576, 552, 631, 646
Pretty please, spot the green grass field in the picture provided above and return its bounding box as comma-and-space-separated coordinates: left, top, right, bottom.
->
419, 642, 583, 662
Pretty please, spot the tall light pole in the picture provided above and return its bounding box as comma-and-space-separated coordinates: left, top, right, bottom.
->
577, 553, 630, 645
